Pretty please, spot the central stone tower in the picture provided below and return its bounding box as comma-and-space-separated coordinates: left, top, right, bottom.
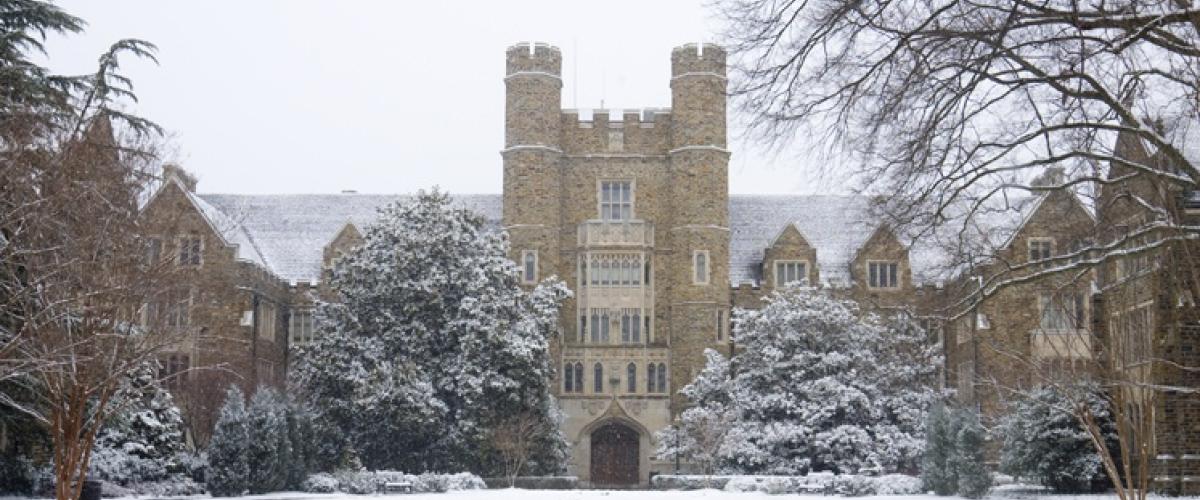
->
502, 41, 729, 487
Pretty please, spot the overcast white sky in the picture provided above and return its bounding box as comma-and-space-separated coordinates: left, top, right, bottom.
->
44, 0, 834, 195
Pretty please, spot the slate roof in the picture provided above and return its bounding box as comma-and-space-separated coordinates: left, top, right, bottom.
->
188, 191, 1034, 287
198, 193, 501, 284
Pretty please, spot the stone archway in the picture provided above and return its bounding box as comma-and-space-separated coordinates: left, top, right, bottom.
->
589, 421, 640, 486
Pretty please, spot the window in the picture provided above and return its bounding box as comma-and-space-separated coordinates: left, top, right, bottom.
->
521, 250, 538, 284
868, 261, 899, 288
577, 315, 586, 344
920, 317, 944, 345
161, 354, 189, 390
620, 309, 642, 344
178, 235, 202, 267
257, 301, 276, 340
774, 261, 807, 287
146, 237, 163, 266
289, 308, 315, 345
593, 363, 604, 393
564, 362, 579, 393
976, 312, 990, 329
600, 180, 633, 221
957, 361, 974, 401
151, 288, 191, 329
716, 310, 726, 342
589, 309, 610, 343
579, 259, 587, 288
656, 362, 666, 393
586, 253, 644, 287
627, 363, 637, 393
257, 359, 275, 386
648, 363, 657, 392
1028, 238, 1054, 265
1114, 304, 1154, 368
574, 362, 584, 392
694, 251, 709, 285
1038, 292, 1087, 331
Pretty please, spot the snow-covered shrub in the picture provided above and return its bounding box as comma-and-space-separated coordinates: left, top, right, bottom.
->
207, 386, 250, 496
667, 289, 941, 475
652, 474, 734, 490
302, 472, 340, 493
953, 410, 991, 499
998, 385, 1116, 493
291, 190, 570, 475
88, 362, 187, 487
834, 475, 877, 496
302, 471, 485, 494
873, 474, 923, 495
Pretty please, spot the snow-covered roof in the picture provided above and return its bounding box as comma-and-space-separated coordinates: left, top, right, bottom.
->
197, 194, 502, 284
185, 192, 1034, 287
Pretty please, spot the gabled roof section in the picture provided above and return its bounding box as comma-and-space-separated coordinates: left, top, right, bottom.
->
140, 178, 270, 269
768, 223, 814, 249
197, 193, 502, 284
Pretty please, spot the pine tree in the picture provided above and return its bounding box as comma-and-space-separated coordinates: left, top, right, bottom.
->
999, 385, 1116, 493
953, 409, 991, 499
207, 386, 250, 497
291, 190, 570, 474
246, 388, 290, 493
89, 362, 187, 485
921, 402, 957, 495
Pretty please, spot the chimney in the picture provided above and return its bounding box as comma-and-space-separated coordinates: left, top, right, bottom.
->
162, 163, 198, 193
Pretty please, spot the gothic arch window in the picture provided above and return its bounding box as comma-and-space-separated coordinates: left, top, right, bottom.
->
656, 363, 667, 393
563, 362, 574, 393
574, 362, 584, 393
647, 363, 657, 392
521, 250, 538, 284
594, 363, 604, 393
627, 363, 637, 393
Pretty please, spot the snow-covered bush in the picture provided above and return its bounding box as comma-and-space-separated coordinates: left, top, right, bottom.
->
873, 474, 923, 495
207, 386, 250, 496
834, 475, 876, 496
291, 190, 570, 475
665, 288, 941, 475
998, 385, 1117, 493
302, 473, 340, 493
246, 388, 291, 493
301, 471, 486, 494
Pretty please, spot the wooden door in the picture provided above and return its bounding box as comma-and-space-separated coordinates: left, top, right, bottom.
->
590, 422, 639, 486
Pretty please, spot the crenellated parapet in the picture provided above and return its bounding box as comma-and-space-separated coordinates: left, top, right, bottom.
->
560, 108, 673, 155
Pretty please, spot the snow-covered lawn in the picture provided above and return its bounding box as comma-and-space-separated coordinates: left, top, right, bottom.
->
87, 488, 1192, 500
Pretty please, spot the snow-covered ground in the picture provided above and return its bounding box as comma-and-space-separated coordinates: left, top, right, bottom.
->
23, 487, 1183, 500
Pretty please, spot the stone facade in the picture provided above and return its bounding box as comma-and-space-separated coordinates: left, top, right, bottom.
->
132, 41, 1199, 491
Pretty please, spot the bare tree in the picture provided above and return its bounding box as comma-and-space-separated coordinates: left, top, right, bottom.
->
490, 410, 551, 487
0, 3, 177, 499
717, 0, 1200, 498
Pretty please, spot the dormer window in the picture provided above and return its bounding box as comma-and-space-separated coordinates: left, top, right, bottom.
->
1028, 238, 1054, 266
868, 261, 899, 289
774, 260, 808, 287
178, 235, 202, 267
600, 180, 633, 221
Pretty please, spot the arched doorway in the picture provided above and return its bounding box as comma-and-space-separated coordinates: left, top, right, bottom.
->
590, 421, 640, 486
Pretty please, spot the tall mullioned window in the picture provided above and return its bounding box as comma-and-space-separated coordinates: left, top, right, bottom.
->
593, 363, 604, 393
600, 180, 632, 221
621, 308, 642, 344
289, 308, 315, 345
694, 251, 709, 285
521, 250, 538, 284
775, 261, 807, 287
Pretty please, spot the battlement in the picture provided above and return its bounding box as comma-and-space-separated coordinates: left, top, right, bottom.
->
562, 108, 671, 129
507, 41, 562, 76
671, 43, 726, 77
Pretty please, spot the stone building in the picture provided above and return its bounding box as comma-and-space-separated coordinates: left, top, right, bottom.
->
135, 41, 1198, 489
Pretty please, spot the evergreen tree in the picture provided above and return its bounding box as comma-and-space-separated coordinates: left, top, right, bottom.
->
921, 402, 957, 495
246, 388, 289, 493
999, 385, 1117, 493
953, 409, 991, 499
291, 190, 570, 473
207, 387, 249, 497
714, 288, 940, 474
89, 362, 187, 485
